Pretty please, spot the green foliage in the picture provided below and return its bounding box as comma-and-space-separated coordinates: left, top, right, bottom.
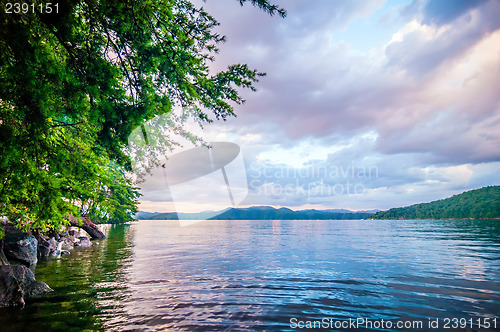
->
84, 162, 140, 224
371, 186, 500, 220
238, 0, 287, 17
0, 0, 284, 231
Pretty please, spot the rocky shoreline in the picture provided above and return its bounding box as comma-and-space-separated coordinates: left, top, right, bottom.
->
0, 222, 105, 308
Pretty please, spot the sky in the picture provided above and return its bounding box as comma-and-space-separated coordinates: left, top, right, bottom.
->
136, 0, 500, 213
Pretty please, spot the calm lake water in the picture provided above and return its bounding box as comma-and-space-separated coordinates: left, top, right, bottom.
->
1, 219, 499, 331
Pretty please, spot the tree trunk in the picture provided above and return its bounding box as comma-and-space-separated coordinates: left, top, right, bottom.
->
66, 216, 106, 240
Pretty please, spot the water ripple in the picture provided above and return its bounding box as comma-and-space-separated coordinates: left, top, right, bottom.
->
1, 220, 499, 331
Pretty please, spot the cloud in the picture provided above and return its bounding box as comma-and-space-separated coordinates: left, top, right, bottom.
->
378, 29, 500, 164
386, 1, 500, 77
137, 0, 500, 211
423, 0, 489, 25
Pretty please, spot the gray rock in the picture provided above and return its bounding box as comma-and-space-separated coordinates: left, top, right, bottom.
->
48, 237, 58, 254
50, 242, 64, 258
0, 266, 23, 307
10, 265, 52, 298
75, 236, 91, 248
60, 236, 75, 250
37, 236, 58, 260
0, 247, 9, 266
3, 233, 38, 267
0, 265, 53, 307
37, 236, 50, 259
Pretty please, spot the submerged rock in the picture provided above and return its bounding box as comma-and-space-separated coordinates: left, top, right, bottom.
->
75, 236, 91, 248
49, 242, 64, 258
3, 233, 38, 268
0, 265, 53, 307
60, 236, 76, 250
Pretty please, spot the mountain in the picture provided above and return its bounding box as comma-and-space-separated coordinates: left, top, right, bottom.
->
135, 206, 375, 220
134, 211, 161, 219
322, 208, 380, 214
371, 186, 500, 220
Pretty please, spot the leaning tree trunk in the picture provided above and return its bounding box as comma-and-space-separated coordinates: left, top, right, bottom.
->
66, 216, 106, 240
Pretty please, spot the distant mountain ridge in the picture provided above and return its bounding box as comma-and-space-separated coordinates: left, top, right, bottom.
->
135, 206, 378, 220
136, 186, 500, 221
371, 186, 500, 220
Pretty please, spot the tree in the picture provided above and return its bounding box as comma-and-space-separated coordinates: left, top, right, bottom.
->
370, 186, 500, 220
0, 0, 285, 234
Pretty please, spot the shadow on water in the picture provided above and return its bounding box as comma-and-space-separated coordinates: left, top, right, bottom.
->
0, 224, 134, 332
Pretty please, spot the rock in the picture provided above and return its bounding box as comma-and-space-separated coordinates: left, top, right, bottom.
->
49, 231, 61, 242
3, 233, 38, 268
0, 266, 23, 307
57, 230, 79, 250
75, 236, 91, 248
49, 242, 64, 258
37, 236, 50, 259
0, 240, 9, 266
0, 265, 53, 307
10, 265, 52, 298
60, 235, 76, 250
48, 237, 57, 251
0, 251, 8, 266
37, 236, 58, 260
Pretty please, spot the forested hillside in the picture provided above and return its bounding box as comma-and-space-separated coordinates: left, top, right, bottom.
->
371, 186, 500, 219
136, 206, 374, 220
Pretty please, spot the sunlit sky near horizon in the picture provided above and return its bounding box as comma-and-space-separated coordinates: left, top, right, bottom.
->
137, 0, 500, 213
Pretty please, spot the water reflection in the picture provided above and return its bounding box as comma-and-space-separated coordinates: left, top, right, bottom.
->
0, 224, 134, 332
116, 219, 500, 331
0, 219, 499, 331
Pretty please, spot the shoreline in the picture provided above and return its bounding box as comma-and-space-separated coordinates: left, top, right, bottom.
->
0, 222, 108, 308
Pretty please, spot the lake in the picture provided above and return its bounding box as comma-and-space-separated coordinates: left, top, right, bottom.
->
0, 219, 499, 331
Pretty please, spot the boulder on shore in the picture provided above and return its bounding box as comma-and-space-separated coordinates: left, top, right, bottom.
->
0, 265, 53, 307
3, 233, 38, 268
0, 223, 102, 308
